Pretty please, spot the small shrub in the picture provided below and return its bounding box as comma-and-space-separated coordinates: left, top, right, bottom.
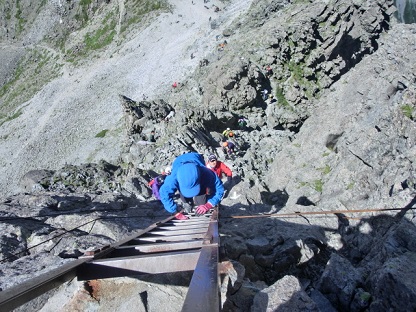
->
298, 181, 308, 188
0, 109, 23, 126
318, 165, 331, 175
8, 110, 23, 121
360, 292, 371, 302
84, 22, 117, 51
313, 179, 323, 192
275, 87, 290, 107
401, 105, 414, 120
95, 129, 109, 138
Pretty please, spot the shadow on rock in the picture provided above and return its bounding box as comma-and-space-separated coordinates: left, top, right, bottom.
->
219, 195, 416, 311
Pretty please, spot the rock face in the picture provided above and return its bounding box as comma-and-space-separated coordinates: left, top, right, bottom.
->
266, 22, 416, 215
0, 0, 416, 311
251, 275, 319, 312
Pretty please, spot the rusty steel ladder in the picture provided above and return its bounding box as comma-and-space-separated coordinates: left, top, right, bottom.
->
0, 209, 221, 312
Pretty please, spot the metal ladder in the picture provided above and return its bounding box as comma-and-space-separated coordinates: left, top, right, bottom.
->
0, 210, 220, 312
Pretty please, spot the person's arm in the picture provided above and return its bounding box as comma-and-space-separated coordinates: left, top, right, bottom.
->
159, 175, 179, 213
203, 169, 224, 206
219, 162, 232, 177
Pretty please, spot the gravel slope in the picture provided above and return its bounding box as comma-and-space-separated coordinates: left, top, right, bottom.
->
0, 0, 253, 200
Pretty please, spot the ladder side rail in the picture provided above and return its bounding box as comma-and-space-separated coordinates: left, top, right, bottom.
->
182, 211, 220, 311
0, 259, 86, 312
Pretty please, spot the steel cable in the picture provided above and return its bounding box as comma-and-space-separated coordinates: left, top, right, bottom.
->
222, 207, 416, 219
2, 206, 414, 263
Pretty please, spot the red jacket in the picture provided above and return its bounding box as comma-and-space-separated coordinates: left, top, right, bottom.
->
206, 161, 232, 178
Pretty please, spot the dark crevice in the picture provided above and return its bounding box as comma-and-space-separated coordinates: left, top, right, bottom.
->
287, 117, 307, 134
325, 133, 343, 150
389, 184, 394, 197
312, 23, 324, 43
401, 180, 409, 190
84, 281, 100, 301
84, 281, 94, 298
296, 196, 316, 206
140, 291, 149, 312
380, 10, 391, 30
272, 124, 285, 131
261, 189, 289, 207
349, 150, 373, 169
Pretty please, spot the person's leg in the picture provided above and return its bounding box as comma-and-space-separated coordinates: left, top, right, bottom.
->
180, 193, 194, 213
180, 193, 190, 203
193, 194, 207, 206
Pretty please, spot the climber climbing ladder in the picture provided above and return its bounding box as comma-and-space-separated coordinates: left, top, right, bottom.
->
0, 210, 220, 312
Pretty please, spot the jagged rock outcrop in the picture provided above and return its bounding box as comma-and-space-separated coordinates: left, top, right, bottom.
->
119, 94, 174, 144
218, 11, 416, 312
251, 275, 319, 312
265, 23, 416, 215
318, 253, 364, 310
185, 0, 397, 132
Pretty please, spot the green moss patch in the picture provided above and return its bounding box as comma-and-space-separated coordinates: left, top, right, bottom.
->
95, 129, 109, 138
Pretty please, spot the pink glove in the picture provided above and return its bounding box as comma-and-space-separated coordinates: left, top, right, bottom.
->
175, 212, 189, 220
195, 202, 213, 216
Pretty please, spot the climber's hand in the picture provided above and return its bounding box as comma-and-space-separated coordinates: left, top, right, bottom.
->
175, 212, 189, 220
195, 202, 213, 216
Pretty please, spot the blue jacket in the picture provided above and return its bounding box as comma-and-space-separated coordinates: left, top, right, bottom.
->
159, 153, 224, 213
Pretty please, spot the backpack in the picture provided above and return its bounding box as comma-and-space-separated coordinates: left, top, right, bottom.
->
148, 175, 165, 188
148, 178, 156, 187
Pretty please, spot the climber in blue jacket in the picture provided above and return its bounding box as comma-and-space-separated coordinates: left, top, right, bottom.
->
159, 152, 224, 219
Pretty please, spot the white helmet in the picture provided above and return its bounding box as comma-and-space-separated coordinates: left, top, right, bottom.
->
165, 166, 172, 175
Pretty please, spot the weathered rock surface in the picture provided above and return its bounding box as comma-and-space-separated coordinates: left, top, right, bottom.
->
0, 0, 415, 311
251, 275, 319, 312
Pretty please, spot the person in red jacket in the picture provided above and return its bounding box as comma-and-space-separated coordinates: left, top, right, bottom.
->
206, 154, 232, 184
